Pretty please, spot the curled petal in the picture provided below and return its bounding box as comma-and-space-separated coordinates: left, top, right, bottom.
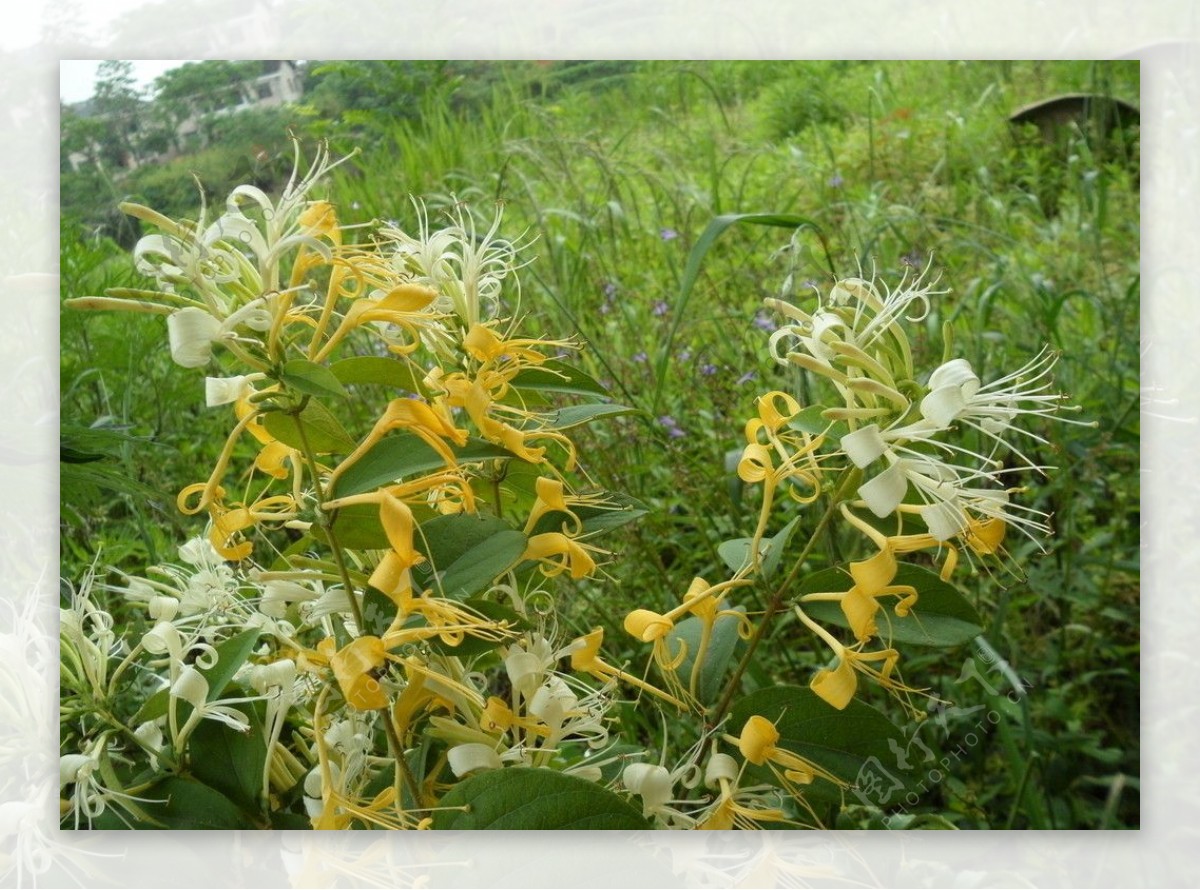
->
624, 609, 674, 642
858, 461, 908, 518
167, 307, 222, 368
810, 657, 857, 710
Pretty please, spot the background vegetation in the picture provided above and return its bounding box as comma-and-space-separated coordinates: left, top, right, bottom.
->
60, 59, 1140, 829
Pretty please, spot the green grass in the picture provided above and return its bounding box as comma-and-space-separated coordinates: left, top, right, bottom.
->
60, 59, 1139, 829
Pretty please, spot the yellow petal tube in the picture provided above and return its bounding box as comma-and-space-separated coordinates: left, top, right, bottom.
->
737, 715, 780, 766
380, 493, 426, 570
810, 657, 858, 710
522, 532, 601, 580
623, 609, 674, 642
330, 636, 389, 711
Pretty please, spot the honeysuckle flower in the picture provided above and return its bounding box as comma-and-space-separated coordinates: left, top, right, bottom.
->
733, 715, 846, 807
795, 607, 929, 715
523, 476, 610, 535
60, 744, 116, 829
205, 374, 259, 407
310, 282, 439, 362
697, 752, 793, 830
623, 763, 686, 824
522, 532, 604, 580
623, 576, 752, 704
798, 543, 917, 643
170, 664, 267, 748
383, 202, 529, 330
568, 627, 688, 709
920, 348, 1083, 469
328, 397, 467, 493
447, 742, 503, 776
325, 636, 389, 711
59, 581, 117, 695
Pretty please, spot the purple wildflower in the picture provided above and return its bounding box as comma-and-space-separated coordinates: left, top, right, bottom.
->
753, 310, 777, 333
735, 371, 757, 386
652, 300, 669, 317
632, 351, 648, 364
659, 228, 679, 241
700, 363, 718, 376
827, 174, 844, 188
657, 415, 687, 439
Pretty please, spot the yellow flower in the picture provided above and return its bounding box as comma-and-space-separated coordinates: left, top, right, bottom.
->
567, 628, 687, 710
325, 636, 389, 711
736, 715, 845, 788
522, 532, 604, 580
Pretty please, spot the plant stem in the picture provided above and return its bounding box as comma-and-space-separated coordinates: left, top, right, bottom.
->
291, 399, 366, 633
709, 467, 859, 725
382, 710, 423, 811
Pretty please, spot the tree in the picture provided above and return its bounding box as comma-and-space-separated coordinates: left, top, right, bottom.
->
91, 60, 145, 168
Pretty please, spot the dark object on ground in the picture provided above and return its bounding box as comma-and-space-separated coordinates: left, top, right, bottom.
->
1008, 93, 1139, 144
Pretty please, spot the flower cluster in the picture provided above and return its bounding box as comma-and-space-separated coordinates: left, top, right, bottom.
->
62, 143, 667, 830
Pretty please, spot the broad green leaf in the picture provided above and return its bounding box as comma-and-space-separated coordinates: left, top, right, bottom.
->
717, 515, 803, 579
319, 502, 390, 550
799, 564, 984, 647
434, 529, 528, 600
279, 358, 348, 400
413, 513, 511, 579
330, 355, 428, 395
203, 628, 263, 699
535, 403, 636, 430
730, 686, 914, 802
188, 702, 267, 814
788, 405, 847, 441
431, 768, 651, 829
666, 605, 746, 705
361, 584, 397, 637
141, 776, 255, 829
330, 434, 520, 498
135, 628, 261, 723
510, 359, 610, 399
262, 399, 355, 454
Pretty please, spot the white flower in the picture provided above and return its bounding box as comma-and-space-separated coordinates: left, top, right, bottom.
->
920, 348, 1075, 468
170, 665, 265, 748
205, 374, 256, 407
447, 742, 504, 777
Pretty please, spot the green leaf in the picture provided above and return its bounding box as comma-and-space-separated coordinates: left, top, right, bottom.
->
535, 403, 637, 430
717, 515, 803, 579
262, 399, 355, 454
730, 686, 914, 801
135, 628, 261, 724
360, 584, 397, 637
413, 513, 510, 577
434, 529, 528, 600
431, 768, 651, 829
279, 358, 348, 399
509, 359, 611, 399
330, 434, 520, 498
799, 564, 985, 647
188, 702, 267, 814
666, 605, 746, 705
330, 355, 428, 395
789, 405, 847, 441
141, 776, 255, 829
319, 502, 390, 550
